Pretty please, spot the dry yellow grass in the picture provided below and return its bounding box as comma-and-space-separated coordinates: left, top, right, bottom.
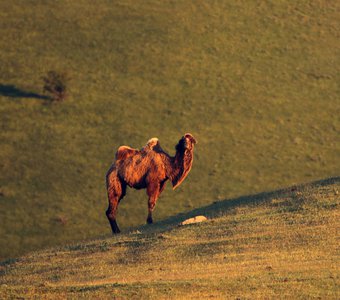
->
1, 177, 339, 299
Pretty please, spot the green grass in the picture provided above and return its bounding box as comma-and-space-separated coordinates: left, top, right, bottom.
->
0, 0, 339, 259
1, 178, 339, 299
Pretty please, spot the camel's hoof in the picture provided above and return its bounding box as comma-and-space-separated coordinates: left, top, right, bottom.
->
109, 219, 121, 234
146, 217, 153, 224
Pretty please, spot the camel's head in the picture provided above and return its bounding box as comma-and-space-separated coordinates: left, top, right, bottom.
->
172, 133, 197, 190
175, 133, 197, 152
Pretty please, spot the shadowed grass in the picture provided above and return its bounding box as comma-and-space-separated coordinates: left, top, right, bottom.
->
0, 84, 50, 100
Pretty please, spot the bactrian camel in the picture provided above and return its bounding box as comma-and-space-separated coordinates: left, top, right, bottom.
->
106, 133, 197, 234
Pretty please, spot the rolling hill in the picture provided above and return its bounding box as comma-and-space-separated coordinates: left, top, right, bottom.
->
1, 178, 339, 299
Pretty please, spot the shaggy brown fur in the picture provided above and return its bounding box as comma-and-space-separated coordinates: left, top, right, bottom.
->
106, 133, 197, 233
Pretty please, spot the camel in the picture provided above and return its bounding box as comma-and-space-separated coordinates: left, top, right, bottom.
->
106, 133, 197, 234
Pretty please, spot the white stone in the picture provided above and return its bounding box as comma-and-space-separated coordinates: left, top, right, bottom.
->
180, 215, 208, 225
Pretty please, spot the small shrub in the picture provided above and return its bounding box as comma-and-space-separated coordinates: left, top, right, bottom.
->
42, 70, 70, 101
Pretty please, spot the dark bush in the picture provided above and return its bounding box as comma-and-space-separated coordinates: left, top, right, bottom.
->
42, 70, 70, 101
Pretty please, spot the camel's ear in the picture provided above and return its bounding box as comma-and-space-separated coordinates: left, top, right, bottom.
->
172, 134, 196, 189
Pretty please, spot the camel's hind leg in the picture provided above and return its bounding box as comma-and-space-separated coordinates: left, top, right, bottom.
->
106, 167, 126, 234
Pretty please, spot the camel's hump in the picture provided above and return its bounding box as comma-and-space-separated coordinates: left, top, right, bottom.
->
146, 137, 159, 147
142, 137, 163, 152
116, 146, 139, 160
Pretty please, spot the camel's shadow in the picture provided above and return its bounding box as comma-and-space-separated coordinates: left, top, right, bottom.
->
133, 176, 339, 234
0, 84, 50, 100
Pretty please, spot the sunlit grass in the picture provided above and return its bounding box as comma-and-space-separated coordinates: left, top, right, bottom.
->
0, 0, 339, 259
1, 178, 339, 298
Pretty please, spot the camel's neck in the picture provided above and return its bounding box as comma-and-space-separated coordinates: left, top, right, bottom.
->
160, 151, 179, 181
164, 146, 194, 189
167, 151, 184, 182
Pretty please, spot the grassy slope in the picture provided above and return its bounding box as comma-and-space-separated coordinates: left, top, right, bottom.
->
1, 178, 339, 299
0, 0, 339, 259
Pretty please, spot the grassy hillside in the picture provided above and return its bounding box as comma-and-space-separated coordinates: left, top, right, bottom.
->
0, 0, 339, 259
1, 178, 339, 299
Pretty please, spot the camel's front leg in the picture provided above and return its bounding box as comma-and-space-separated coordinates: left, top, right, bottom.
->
146, 180, 166, 224
146, 183, 160, 224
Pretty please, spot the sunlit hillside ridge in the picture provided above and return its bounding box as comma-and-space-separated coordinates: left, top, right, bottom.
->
0, 178, 338, 299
